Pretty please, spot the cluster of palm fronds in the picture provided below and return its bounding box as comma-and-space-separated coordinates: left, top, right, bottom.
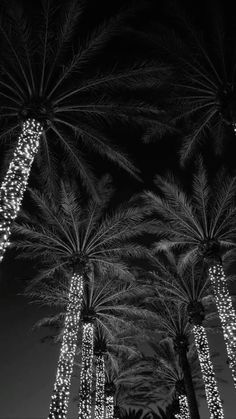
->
1, 1, 236, 419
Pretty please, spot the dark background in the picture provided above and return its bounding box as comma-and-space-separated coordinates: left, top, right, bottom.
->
1, 0, 236, 418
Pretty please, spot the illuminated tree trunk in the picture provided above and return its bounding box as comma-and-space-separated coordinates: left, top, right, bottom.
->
105, 395, 114, 419
78, 321, 94, 419
95, 354, 105, 419
0, 118, 43, 262
193, 325, 224, 419
209, 263, 236, 387
48, 272, 83, 419
175, 395, 190, 419
175, 338, 200, 419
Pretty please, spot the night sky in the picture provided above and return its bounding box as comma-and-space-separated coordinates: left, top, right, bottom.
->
1, 0, 236, 418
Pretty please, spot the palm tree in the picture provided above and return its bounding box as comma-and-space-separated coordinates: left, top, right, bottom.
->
94, 329, 106, 419
120, 409, 151, 419
77, 278, 144, 419
103, 344, 163, 419
152, 341, 193, 419
13, 177, 147, 419
152, 3, 236, 162
72, 325, 142, 419
78, 320, 94, 419
34, 310, 139, 419
93, 324, 139, 419
105, 377, 116, 419
130, 339, 204, 419
143, 164, 236, 388
140, 295, 200, 419
155, 405, 177, 419
174, 396, 189, 419
149, 253, 224, 419
0, 0, 163, 262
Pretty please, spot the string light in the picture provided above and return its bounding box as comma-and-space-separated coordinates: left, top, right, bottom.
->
78, 322, 94, 419
48, 273, 83, 419
209, 264, 236, 387
175, 395, 190, 419
105, 395, 114, 419
193, 325, 224, 419
95, 355, 105, 419
0, 118, 43, 262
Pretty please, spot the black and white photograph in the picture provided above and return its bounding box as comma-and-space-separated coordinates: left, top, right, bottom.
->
1, 1, 236, 418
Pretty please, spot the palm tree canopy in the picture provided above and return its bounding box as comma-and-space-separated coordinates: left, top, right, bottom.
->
0, 0, 167, 195
141, 295, 192, 343
112, 359, 160, 413
94, 323, 140, 369
81, 278, 152, 335
152, 340, 203, 397
13, 176, 149, 284
151, 3, 236, 162
143, 162, 236, 267
28, 274, 149, 351
150, 251, 213, 311
120, 408, 152, 419
128, 340, 203, 407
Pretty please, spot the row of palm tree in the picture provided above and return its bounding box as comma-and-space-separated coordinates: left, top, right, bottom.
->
11, 166, 236, 418
13, 175, 149, 418
1, 1, 236, 419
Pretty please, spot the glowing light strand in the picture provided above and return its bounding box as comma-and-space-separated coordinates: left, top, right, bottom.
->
95, 355, 105, 419
48, 273, 83, 419
78, 322, 94, 419
209, 264, 236, 388
193, 325, 224, 419
105, 395, 114, 419
0, 118, 43, 262
175, 395, 190, 419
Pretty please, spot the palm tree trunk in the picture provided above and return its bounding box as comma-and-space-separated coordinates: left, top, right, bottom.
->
0, 118, 43, 262
48, 272, 83, 419
193, 325, 224, 419
95, 354, 105, 419
209, 263, 236, 387
178, 345, 200, 419
105, 395, 114, 419
78, 321, 94, 419
175, 395, 190, 419
114, 405, 120, 419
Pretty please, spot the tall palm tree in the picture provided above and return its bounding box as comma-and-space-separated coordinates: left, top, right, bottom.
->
0, 0, 163, 262
149, 252, 224, 419
152, 3, 236, 162
130, 338, 205, 419
143, 164, 236, 388
34, 310, 139, 419
41, 276, 148, 419
140, 296, 200, 419
13, 177, 148, 419
105, 376, 116, 419
94, 329, 106, 419
93, 326, 140, 419
77, 278, 144, 419
152, 341, 194, 419
129, 343, 190, 419
103, 346, 161, 419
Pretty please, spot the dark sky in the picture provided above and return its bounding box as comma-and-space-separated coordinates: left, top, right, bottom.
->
1, 0, 236, 418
